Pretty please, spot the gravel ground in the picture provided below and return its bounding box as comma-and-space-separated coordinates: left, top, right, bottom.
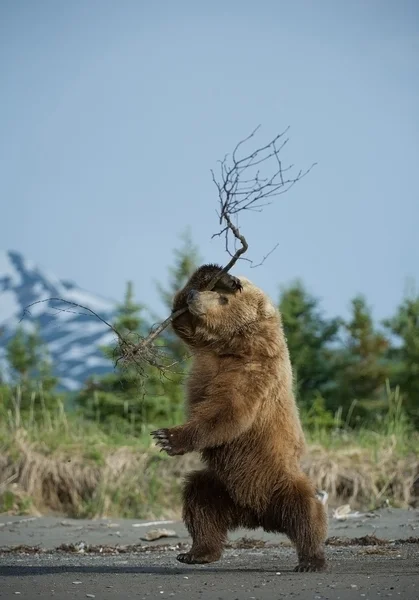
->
0, 507, 418, 599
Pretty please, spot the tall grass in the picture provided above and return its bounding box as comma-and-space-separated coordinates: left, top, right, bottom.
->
0, 384, 418, 517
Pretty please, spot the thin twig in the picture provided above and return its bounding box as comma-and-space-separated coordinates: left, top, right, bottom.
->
20, 125, 314, 375
20, 298, 121, 339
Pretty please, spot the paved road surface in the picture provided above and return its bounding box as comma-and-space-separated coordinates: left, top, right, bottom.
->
1, 507, 418, 599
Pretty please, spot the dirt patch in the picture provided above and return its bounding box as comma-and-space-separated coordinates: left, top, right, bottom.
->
326, 534, 419, 546
1, 534, 418, 557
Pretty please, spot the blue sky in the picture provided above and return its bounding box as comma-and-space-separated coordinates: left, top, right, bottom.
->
1, 0, 418, 324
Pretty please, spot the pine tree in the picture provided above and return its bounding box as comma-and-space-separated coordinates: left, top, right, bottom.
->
278, 280, 341, 409
383, 293, 419, 423
335, 295, 390, 419
152, 228, 202, 424
101, 280, 147, 365
78, 281, 145, 425
155, 228, 201, 362
76, 281, 175, 432
4, 324, 58, 412
6, 326, 40, 384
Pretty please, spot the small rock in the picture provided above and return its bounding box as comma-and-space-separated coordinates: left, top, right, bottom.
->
86, 595, 95, 598
72, 581, 82, 585
140, 528, 178, 541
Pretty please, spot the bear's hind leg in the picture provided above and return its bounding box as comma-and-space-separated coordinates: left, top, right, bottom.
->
263, 473, 328, 572
177, 469, 239, 565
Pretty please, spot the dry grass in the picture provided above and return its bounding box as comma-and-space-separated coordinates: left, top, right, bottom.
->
0, 428, 199, 518
1, 384, 418, 517
1, 426, 418, 518
303, 439, 419, 509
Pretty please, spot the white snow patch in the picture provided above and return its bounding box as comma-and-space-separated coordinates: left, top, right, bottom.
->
0, 251, 23, 286
61, 344, 95, 361
65, 287, 115, 314
19, 320, 36, 334
24, 298, 48, 318
60, 377, 80, 391
95, 332, 116, 346
0, 289, 19, 324
21, 256, 36, 271
68, 356, 111, 377
67, 364, 89, 377
31, 282, 46, 296
63, 320, 109, 336
48, 329, 90, 352
86, 356, 111, 367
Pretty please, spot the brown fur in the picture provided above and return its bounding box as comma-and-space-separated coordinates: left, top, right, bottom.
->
151, 264, 328, 572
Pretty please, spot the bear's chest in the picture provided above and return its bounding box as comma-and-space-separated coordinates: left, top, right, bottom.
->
186, 356, 223, 404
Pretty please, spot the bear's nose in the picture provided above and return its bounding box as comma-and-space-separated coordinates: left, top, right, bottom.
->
187, 289, 198, 303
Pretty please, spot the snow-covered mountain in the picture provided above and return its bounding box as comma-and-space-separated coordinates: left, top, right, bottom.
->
0, 250, 117, 391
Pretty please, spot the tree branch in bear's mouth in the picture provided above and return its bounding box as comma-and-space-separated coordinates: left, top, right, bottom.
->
20, 126, 315, 376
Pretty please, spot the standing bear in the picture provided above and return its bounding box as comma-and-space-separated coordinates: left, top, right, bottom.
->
151, 264, 327, 572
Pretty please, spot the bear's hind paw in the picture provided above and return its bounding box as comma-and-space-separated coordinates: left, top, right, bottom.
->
294, 558, 326, 573
177, 551, 221, 565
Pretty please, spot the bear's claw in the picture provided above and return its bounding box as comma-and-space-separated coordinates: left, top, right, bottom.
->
224, 274, 243, 293
228, 275, 243, 292
214, 272, 243, 294
177, 552, 219, 564
150, 427, 188, 456
150, 428, 173, 453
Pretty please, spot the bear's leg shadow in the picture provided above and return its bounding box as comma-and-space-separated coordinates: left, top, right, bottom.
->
263, 472, 328, 572
177, 469, 242, 564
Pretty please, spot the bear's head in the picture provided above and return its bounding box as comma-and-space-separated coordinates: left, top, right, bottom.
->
175, 276, 280, 354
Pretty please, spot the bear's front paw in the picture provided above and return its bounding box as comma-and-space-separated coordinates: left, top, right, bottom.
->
216, 273, 243, 293
228, 275, 243, 292
150, 427, 190, 456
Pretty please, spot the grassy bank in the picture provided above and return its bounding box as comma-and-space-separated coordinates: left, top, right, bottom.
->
1, 388, 418, 518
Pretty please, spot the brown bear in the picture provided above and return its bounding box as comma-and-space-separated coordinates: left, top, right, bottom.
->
151, 264, 327, 572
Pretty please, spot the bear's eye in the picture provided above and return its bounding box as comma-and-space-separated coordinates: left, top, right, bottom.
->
219, 295, 229, 305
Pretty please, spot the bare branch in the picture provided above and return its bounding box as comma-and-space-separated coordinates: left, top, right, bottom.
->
250, 243, 280, 269
20, 125, 314, 377
210, 125, 315, 264
20, 298, 121, 339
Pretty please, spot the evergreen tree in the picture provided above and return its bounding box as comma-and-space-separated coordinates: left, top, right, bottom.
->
77, 281, 175, 432
4, 324, 58, 412
155, 228, 201, 362
334, 295, 390, 419
78, 281, 145, 424
34, 345, 58, 396
152, 229, 202, 424
383, 293, 419, 423
101, 280, 147, 364
278, 280, 341, 409
6, 326, 40, 384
